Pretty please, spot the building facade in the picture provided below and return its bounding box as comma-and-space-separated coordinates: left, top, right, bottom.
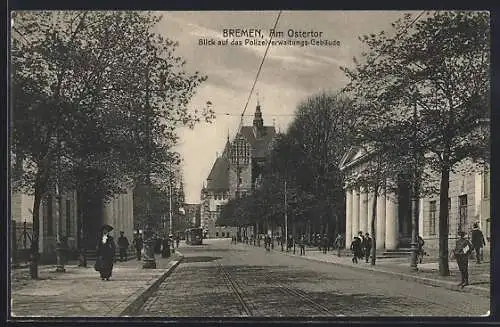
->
340, 146, 491, 255
200, 102, 276, 238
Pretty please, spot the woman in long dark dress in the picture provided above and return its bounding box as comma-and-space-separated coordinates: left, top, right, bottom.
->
97, 227, 116, 281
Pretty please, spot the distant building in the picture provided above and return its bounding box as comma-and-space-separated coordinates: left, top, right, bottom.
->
184, 203, 201, 227
200, 102, 276, 238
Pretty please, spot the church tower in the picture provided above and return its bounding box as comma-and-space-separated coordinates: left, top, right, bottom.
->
253, 100, 265, 139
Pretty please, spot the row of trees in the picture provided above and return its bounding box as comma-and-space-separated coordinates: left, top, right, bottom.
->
218, 11, 489, 276
11, 11, 214, 278
218, 92, 357, 241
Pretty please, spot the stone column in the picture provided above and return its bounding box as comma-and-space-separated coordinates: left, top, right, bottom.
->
385, 192, 399, 250
351, 188, 360, 239
367, 191, 375, 235
376, 191, 386, 250
359, 187, 368, 234
345, 189, 353, 241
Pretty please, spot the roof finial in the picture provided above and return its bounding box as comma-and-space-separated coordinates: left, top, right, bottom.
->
256, 90, 260, 107
227, 128, 230, 141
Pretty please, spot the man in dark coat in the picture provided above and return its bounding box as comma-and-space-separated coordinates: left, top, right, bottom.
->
117, 231, 130, 262
299, 235, 306, 256
453, 230, 473, 287
363, 232, 372, 263
133, 234, 143, 261
471, 222, 486, 263
322, 234, 328, 254
96, 226, 116, 281
350, 235, 361, 264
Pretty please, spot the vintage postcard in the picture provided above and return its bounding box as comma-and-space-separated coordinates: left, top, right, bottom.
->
9, 10, 491, 319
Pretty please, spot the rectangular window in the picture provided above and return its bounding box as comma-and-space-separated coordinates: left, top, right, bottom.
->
66, 199, 71, 236
459, 195, 468, 232
484, 170, 490, 199
47, 196, 53, 236
429, 201, 437, 236
448, 198, 451, 212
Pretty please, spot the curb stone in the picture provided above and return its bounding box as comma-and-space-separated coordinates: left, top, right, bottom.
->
278, 251, 489, 297
113, 252, 184, 317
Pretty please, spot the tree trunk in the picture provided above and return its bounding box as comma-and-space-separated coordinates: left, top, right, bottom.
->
371, 184, 378, 265
439, 165, 451, 276
30, 183, 43, 279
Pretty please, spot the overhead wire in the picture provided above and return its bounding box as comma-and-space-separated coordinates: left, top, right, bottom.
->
237, 10, 283, 131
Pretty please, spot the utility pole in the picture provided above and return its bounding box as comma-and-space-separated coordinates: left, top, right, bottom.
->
55, 135, 65, 273
284, 179, 288, 251
142, 38, 156, 269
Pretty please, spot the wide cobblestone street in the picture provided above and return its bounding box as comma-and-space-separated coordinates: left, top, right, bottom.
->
136, 239, 490, 317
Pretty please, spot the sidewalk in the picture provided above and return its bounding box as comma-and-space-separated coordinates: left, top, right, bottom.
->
10, 252, 183, 318
233, 242, 490, 297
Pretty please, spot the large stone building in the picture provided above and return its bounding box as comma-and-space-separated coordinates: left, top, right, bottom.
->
200, 102, 276, 238
11, 184, 135, 263
340, 146, 491, 256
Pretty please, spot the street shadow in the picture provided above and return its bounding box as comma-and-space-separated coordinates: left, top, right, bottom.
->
182, 256, 223, 263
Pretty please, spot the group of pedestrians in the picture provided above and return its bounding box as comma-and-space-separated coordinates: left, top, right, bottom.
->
94, 226, 183, 282
350, 231, 373, 264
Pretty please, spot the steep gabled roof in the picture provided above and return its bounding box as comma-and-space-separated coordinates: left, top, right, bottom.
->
239, 126, 276, 158
206, 156, 230, 191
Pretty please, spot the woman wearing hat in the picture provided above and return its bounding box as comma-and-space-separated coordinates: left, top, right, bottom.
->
96, 225, 116, 281
453, 230, 473, 288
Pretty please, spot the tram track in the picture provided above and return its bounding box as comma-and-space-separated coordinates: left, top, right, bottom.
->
217, 262, 254, 316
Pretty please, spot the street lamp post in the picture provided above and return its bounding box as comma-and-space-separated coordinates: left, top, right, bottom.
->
409, 92, 421, 272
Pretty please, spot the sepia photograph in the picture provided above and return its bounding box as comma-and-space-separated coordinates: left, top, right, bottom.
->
9, 10, 491, 319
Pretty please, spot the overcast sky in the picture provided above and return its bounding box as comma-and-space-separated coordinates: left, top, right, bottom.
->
154, 11, 419, 203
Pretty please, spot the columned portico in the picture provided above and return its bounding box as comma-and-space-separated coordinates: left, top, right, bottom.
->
345, 189, 353, 242
385, 192, 399, 250
376, 191, 386, 250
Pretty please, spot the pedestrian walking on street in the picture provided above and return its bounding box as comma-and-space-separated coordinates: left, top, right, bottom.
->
322, 234, 328, 254
133, 233, 143, 261
176, 236, 180, 249
358, 231, 365, 259
334, 233, 344, 257
453, 230, 473, 287
471, 222, 486, 263
299, 235, 306, 256
350, 235, 362, 264
117, 231, 129, 262
363, 233, 372, 263
96, 225, 116, 281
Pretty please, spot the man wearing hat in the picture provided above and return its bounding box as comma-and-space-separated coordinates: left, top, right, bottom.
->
471, 222, 486, 264
363, 232, 373, 263
453, 230, 473, 287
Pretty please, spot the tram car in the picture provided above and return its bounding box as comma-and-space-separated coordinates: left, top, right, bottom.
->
185, 227, 203, 245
